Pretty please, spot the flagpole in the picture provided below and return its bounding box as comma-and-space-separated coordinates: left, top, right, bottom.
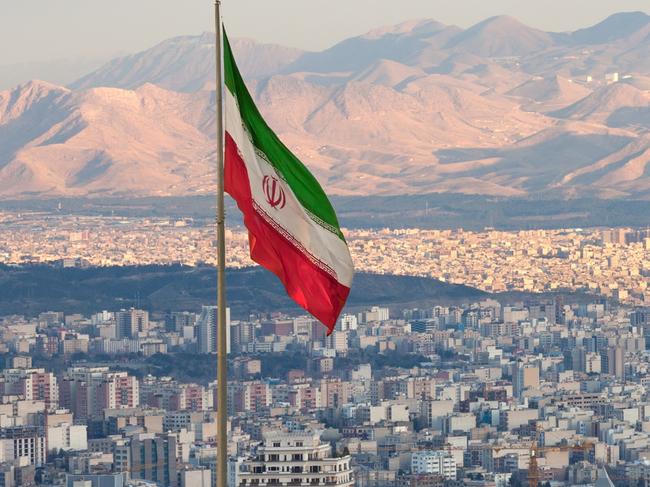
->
214, 1, 228, 487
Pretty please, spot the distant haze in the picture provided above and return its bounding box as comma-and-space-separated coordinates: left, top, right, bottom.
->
5, 11, 650, 199
1, 0, 650, 88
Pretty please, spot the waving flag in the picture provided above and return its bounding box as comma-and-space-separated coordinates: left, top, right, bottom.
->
223, 31, 354, 333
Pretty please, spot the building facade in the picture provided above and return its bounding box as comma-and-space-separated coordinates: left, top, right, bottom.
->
411, 451, 457, 479
236, 432, 353, 487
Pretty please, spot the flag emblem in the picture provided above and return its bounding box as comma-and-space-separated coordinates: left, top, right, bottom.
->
263, 175, 286, 210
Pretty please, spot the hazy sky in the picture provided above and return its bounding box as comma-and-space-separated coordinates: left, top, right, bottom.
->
1, 0, 649, 68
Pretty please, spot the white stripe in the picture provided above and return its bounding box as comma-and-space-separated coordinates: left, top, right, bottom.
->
225, 89, 354, 287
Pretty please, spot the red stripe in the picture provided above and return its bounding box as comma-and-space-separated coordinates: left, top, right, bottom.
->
225, 132, 350, 333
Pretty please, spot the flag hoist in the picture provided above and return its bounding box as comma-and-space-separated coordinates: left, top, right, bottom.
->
213, 2, 354, 486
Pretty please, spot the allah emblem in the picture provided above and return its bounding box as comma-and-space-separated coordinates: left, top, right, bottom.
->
263, 175, 286, 210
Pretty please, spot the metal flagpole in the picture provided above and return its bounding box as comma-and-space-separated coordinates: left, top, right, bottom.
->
214, 1, 228, 487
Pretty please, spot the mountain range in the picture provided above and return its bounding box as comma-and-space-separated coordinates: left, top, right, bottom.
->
3, 12, 650, 198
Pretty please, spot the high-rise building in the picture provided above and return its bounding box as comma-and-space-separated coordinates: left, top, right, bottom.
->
502, 307, 528, 324
116, 309, 149, 339
359, 306, 390, 323
631, 309, 650, 347
129, 434, 178, 487
0, 368, 59, 409
339, 314, 358, 331
411, 451, 457, 478
631, 308, 650, 326
59, 367, 139, 420
319, 379, 351, 409
513, 363, 539, 399
170, 311, 197, 332
554, 295, 565, 325
228, 381, 271, 414
326, 331, 348, 352
197, 306, 230, 354
169, 384, 209, 412
236, 431, 353, 487
231, 321, 256, 352
571, 347, 587, 372
0, 426, 47, 467
601, 228, 628, 244
601, 346, 625, 379
46, 423, 88, 453
585, 352, 601, 374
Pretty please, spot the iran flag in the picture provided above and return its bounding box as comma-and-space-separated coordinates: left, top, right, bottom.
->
223, 31, 354, 333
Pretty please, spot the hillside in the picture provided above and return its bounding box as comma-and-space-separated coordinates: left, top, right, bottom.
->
552, 83, 650, 123
507, 75, 592, 111
0, 81, 214, 197
72, 34, 305, 92
444, 16, 557, 57
0, 264, 487, 318
570, 11, 650, 44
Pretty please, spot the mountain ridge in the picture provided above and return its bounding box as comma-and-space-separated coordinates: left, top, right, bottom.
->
3, 12, 650, 199
0, 264, 488, 317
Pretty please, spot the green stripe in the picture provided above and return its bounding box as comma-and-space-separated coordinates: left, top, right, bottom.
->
223, 30, 345, 241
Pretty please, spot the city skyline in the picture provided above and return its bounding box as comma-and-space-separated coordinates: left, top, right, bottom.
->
1, 4, 650, 486
0, 275, 647, 486
0, 211, 649, 307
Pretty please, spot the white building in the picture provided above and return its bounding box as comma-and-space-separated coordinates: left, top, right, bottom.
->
326, 331, 348, 352
411, 451, 457, 479
237, 431, 353, 487
178, 466, 211, 487
339, 314, 358, 331
359, 307, 389, 323
0, 426, 47, 467
197, 306, 230, 354
47, 423, 88, 453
